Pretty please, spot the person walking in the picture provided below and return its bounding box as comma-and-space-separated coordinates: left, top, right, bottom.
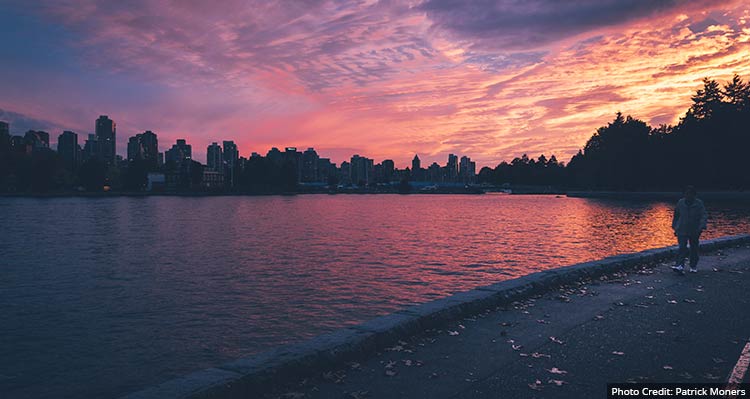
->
671, 186, 708, 274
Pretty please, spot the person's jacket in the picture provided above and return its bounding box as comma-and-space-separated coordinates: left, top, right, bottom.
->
672, 198, 707, 235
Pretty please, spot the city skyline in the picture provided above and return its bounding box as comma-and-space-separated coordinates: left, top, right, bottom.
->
2, 2, 750, 167
1, 116, 483, 172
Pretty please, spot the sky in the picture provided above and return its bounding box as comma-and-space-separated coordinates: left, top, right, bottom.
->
1, 1, 749, 168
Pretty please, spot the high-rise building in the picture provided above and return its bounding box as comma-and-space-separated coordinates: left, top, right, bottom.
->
447, 154, 459, 181
223, 141, 239, 187
207, 142, 223, 171
381, 159, 395, 183
126, 131, 159, 168
139, 131, 158, 165
83, 134, 99, 162
127, 136, 142, 162
301, 148, 319, 182
0, 121, 10, 152
58, 131, 79, 170
165, 139, 192, 164
95, 115, 116, 165
23, 130, 50, 153
350, 154, 373, 186
411, 154, 424, 181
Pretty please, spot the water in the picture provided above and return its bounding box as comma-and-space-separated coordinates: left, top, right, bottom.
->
1, 194, 748, 399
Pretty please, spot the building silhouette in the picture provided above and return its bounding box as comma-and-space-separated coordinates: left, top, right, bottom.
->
223, 141, 239, 187
165, 139, 192, 164
57, 131, 79, 170
301, 148, 319, 182
207, 142, 223, 171
95, 115, 116, 165
127, 131, 159, 169
82, 134, 99, 162
350, 154, 373, 186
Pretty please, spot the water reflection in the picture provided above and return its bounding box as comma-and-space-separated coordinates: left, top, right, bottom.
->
0, 195, 748, 399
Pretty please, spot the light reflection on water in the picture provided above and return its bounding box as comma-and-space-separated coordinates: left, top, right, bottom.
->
1, 194, 748, 398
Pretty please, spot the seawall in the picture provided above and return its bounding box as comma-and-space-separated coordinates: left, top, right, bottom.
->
122, 234, 750, 399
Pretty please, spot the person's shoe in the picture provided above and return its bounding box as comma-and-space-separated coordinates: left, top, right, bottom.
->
672, 264, 685, 274
689, 267, 698, 273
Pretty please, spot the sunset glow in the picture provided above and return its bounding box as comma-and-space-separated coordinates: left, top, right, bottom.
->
2, 0, 749, 167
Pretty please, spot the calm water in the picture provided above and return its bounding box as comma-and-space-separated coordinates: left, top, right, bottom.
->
1, 195, 749, 398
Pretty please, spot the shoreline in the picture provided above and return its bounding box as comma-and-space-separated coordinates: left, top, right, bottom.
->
2, 190, 750, 200
121, 234, 750, 399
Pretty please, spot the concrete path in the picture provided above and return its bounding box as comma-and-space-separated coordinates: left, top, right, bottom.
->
262, 244, 750, 399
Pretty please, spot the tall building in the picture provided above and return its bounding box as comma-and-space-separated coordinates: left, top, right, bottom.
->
350, 154, 373, 186
23, 130, 50, 153
126, 131, 159, 168
58, 131, 79, 170
301, 148, 319, 182
223, 141, 239, 187
165, 139, 192, 164
139, 131, 158, 165
95, 115, 116, 165
411, 154, 424, 181
447, 154, 459, 181
207, 142, 223, 171
0, 121, 9, 152
381, 159, 395, 183
127, 135, 142, 162
83, 134, 99, 161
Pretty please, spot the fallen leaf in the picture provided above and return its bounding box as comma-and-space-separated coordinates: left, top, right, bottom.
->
548, 379, 567, 386
386, 345, 404, 352
402, 359, 413, 366
712, 357, 724, 364
458, 324, 466, 329
547, 367, 568, 375
655, 331, 665, 334
683, 299, 696, 303
537, 319, 550, 324
532, 352, 551, 359
512, 344, 523, 351
448, 330, 459, 336
528, 380, 543, 391
549, 336, 564, 344
348, 391, 369, 399
594, 315, 605, 321
678, 372, 693, 379
385, 369, 397, 377
612, 351, 625, 356
667, 300, 677, 304
663, 365, 673, 370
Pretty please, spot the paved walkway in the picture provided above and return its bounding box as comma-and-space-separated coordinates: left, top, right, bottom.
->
263, 244, 750, 399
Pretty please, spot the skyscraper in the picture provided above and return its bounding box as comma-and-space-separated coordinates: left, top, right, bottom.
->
301, 148, 319, 182
127, 135, 142, 162
165, 139, 192, 164
223, 141, 239, 187
57, 131, 79, 170
411, 154, 423, 181
447, 154, 458, 181
207, 142, 223, 171
95, 115, 116, 165
350, 154, 373, 186
83, 134, 99, 162
127, 131, 159, 168
0, 121, 10, 152
139, 131, 158, 166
